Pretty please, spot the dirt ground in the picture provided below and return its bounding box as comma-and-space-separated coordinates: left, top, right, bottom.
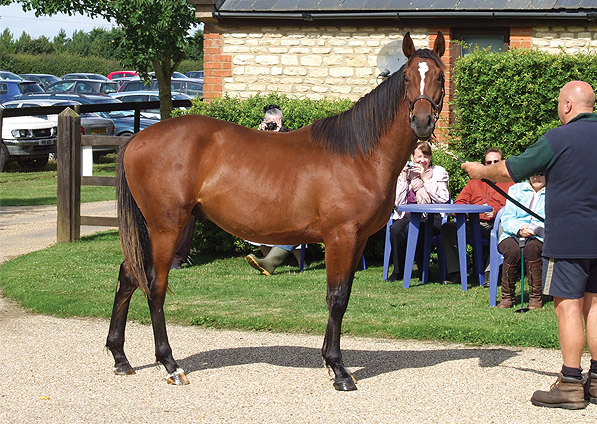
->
0, 202, 595, 423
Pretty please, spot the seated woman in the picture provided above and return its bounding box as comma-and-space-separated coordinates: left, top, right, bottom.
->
387, 141, 449, 281
497, 173, 546, 309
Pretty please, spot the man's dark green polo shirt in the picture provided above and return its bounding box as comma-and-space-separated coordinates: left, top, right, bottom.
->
506, 113, 597, 258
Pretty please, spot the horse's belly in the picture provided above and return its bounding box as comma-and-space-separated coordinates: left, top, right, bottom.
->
198, 190, 322, 244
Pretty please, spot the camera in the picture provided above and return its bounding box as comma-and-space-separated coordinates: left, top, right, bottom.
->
265, 122, 278, 131
406, 162, 415, 169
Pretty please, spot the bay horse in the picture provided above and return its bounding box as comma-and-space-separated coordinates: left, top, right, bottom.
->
106, 32, 445, 391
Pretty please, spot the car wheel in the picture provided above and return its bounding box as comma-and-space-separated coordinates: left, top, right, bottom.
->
0, 143, 9, 172
18, 154, 49, 171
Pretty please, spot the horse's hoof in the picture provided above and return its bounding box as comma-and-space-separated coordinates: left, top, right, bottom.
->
113, 363, 135, 376
333, 377, 357, 391
166, 368, 190, 385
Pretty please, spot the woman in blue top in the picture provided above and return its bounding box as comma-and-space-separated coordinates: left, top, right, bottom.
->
497, 173, 546, 309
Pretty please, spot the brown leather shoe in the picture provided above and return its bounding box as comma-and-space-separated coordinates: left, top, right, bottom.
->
585, 371, 597, 404
531, 373, 587, 409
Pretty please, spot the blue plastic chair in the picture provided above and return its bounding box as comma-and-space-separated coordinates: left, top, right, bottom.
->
488, 207, 505, 307
299, 245, 366, 272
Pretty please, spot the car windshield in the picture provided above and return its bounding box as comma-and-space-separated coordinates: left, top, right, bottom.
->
20, 82, 44, 94
1, 71, 22, 80
106, 110, 135, 119
101, 84, 118, 94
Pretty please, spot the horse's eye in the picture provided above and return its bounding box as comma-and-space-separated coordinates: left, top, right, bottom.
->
438, 74, 445, 82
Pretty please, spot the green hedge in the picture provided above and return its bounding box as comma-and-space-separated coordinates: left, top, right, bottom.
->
447, 48, 597, 194
1, 52, 202, 78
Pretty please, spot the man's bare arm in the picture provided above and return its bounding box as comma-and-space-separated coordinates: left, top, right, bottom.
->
461, 160, 513, 182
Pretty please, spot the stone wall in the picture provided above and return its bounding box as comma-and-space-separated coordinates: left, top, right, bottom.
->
532, 25, 597, 53
206, 23, 596, 102
217, 25, 430, 101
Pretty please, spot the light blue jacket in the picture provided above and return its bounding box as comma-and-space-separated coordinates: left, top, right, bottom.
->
499, 181, 546, 243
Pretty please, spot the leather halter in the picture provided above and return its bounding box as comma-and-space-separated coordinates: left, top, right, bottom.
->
405, 83, 445, 123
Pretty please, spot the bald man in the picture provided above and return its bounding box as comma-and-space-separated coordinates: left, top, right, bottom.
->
463, 81, 597, 409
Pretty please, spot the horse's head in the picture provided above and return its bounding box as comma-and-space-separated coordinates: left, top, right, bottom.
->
402, 32, 445, 140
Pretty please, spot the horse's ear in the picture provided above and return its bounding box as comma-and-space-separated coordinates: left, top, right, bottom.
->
402, 32, 415, 58
433, 31, 445, 58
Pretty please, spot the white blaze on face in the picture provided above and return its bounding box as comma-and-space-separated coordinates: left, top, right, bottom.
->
418, 61, 429, 95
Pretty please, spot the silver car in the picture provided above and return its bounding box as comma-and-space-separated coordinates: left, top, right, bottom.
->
2, 99, 116, 162
1, 99, 115, 136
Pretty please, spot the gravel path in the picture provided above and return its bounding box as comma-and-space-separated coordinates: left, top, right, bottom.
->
0, 202, 595, 423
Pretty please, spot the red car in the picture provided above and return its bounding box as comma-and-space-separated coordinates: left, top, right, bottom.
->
107, 71, 138, 80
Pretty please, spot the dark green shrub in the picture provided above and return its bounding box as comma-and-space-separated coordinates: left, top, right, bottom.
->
447, 48, 597, 194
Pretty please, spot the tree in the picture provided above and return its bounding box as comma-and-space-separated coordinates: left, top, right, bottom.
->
0, 29, 15, 54
15, 33, 54, 55
12, 0, 199, 119
52, 29, 68, 53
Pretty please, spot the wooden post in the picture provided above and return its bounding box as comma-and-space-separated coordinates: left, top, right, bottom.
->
56, 108, 81, 243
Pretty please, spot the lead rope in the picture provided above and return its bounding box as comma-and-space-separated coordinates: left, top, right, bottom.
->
430, 144, 545, 223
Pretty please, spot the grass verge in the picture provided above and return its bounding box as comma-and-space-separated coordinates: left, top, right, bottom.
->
0, 230, 559, 349
0, 155, 117, 206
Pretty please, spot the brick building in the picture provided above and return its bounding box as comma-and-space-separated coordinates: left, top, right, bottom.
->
190, 0, 596, 134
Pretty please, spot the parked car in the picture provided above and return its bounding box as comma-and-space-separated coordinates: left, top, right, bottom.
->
149, 71, 187, 79
2, 98, 115, 137
0, 80, 45, 103
0, 104, 57, 171
13, 93, 156, 160
18, 73, 61, 90
45, 79, 119, 95
60, 73, 108, 81
107, 71, 138, 80
0, 70, 22, 80
109, 90, 193, 119
17, 93, 156, 135
185, 71, 204, 80
117, 78, 203, 99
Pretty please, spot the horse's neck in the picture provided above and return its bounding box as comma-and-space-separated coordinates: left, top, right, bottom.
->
375, 107, 418, 182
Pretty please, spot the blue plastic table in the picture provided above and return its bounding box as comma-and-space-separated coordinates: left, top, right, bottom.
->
397, 203, 492, 290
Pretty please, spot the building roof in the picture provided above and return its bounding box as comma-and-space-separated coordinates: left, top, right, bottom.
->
214, 0, 597, 20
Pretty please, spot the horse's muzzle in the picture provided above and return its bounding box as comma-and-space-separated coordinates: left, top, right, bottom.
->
407, 91, 444, 140
410, 112, 435, 140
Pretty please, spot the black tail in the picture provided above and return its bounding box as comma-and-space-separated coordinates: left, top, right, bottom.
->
116, 142, 153, 296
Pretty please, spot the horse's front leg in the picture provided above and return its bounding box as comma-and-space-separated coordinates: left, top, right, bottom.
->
106, 262, 138, 375
321, 237, 365, 391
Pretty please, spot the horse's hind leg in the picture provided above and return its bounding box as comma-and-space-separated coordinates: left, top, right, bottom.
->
146, 230, 189, 385
106, 262, 138, 375
321, 237, 366, 391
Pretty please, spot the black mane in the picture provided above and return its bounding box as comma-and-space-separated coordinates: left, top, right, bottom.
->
309, 48, 442, 157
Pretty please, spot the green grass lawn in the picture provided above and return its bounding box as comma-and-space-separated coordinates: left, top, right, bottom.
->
0, 155, 117, 206
0, 230, 560, 349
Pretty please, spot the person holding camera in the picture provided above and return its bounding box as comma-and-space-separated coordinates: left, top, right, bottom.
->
387, 141, 450, 282
258, 104, 291, 132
